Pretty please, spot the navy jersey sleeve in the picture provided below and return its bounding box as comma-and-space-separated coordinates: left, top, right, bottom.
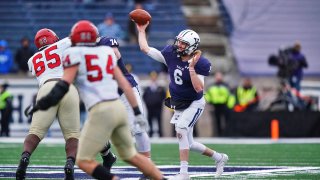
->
97, 36, 119, 47
195, 56, 212, 76
160, 45, 176, 65
160, 45, 173, 54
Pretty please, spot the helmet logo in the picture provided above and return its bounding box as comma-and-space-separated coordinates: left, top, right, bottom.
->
39, 37, 47, 46
194, 38, 200, 44
80, 32, 91, 41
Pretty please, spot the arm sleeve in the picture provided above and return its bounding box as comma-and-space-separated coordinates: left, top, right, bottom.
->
36, 80, 70, 110
146, 47, 167, 65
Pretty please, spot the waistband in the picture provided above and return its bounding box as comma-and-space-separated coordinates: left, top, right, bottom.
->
44, 78, 61, 85
88, 98, 118, 111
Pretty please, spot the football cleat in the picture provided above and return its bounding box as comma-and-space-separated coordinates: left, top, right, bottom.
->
102, 152, 117, 173
16, 156, 30, 180
215, 153, 229, 178
64, 159, 75, 180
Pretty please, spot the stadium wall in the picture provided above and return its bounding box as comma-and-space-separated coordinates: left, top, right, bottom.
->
226, 111, 320, 137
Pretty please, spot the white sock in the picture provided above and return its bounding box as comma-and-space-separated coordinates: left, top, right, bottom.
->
180, 161, 188, 174
212, 151, 222, 161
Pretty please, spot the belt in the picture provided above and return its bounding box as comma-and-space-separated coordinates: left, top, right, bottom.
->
44, 78, 61, 84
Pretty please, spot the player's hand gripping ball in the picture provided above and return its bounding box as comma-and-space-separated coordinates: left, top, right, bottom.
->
129, 9, 151, 25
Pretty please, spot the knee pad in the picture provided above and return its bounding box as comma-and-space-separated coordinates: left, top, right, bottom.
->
176, 127, 189, 150
134, 132, 151, 153
189, 141, 206, 154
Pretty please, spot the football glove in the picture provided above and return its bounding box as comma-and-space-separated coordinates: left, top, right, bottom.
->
24, 104, 39, 117
134, 114, 148, 130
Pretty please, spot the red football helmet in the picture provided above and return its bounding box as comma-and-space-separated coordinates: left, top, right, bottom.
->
34, 28, 59, 50
70, 20, 98, 46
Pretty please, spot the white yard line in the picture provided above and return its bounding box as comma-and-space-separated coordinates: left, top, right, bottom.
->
1, 137, 320, 144
188, 166, 320, 178
1, 165, 319, 179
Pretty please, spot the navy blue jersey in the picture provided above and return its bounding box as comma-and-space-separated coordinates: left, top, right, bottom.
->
161, 45, 211, 101
98, 37, 138, 88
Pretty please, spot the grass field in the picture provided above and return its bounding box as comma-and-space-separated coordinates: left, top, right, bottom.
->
1, 141, 320, 179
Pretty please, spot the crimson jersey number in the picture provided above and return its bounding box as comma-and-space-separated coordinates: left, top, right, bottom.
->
85, 54, 114, 82
32, 45, 61, 77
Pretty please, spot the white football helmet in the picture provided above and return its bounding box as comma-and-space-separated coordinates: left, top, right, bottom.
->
174, 29, 200, 56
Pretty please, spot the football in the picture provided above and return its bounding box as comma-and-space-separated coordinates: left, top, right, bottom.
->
129, 9, 151, 25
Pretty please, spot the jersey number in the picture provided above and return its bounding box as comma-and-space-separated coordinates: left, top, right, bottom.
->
174, 69, 183, 85
85, 55, 114, 82
109, 39, 118, 46
32, 45, 61, 77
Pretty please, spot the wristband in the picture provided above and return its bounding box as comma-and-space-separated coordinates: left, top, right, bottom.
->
133, 106, 141, 115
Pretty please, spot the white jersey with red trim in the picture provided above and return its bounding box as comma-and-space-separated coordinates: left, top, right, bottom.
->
28, 38, 71, 87
62, 46, 119, 110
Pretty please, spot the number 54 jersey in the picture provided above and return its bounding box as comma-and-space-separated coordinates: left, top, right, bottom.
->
62, 46, 119, 110
28, 38, 71, 86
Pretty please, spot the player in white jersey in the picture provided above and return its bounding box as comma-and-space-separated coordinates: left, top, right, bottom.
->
29, 20, 166, 180
16, 29, 80, 180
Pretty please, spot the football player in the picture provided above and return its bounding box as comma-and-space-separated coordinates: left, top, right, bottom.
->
136, 22, 229, 179
29, 20, 166, 180
16, 29, 80, 180
97, 36, 151, 175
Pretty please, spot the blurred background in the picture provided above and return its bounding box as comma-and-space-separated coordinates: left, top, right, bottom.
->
1, 0, 320, 138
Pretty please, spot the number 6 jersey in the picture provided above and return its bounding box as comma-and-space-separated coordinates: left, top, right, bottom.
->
62, 45, 119, 110
28, 38, 71, 86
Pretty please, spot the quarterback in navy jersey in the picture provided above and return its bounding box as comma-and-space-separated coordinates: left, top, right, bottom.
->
136, 22, 229, 179
161, 45, 211, 101
97, 37, 152, 169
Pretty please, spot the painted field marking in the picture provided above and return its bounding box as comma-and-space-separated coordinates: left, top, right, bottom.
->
1, 165, 319, 179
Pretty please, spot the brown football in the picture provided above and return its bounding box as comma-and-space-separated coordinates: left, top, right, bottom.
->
129, 9, 151, 25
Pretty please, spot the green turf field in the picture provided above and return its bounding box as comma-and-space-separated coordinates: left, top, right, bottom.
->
1, 143, 320, 179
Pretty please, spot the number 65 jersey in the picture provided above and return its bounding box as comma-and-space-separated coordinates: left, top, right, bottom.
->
28, 38, 71, 86
62, 46, 119, 110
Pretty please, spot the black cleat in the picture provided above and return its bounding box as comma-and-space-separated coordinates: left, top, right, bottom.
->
64, 159, 75, 180
102, 152, 117, 173
16, 156, 29, 180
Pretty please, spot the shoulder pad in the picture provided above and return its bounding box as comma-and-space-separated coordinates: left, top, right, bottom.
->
98, 36, 119, 47
195, 57, 212, 76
